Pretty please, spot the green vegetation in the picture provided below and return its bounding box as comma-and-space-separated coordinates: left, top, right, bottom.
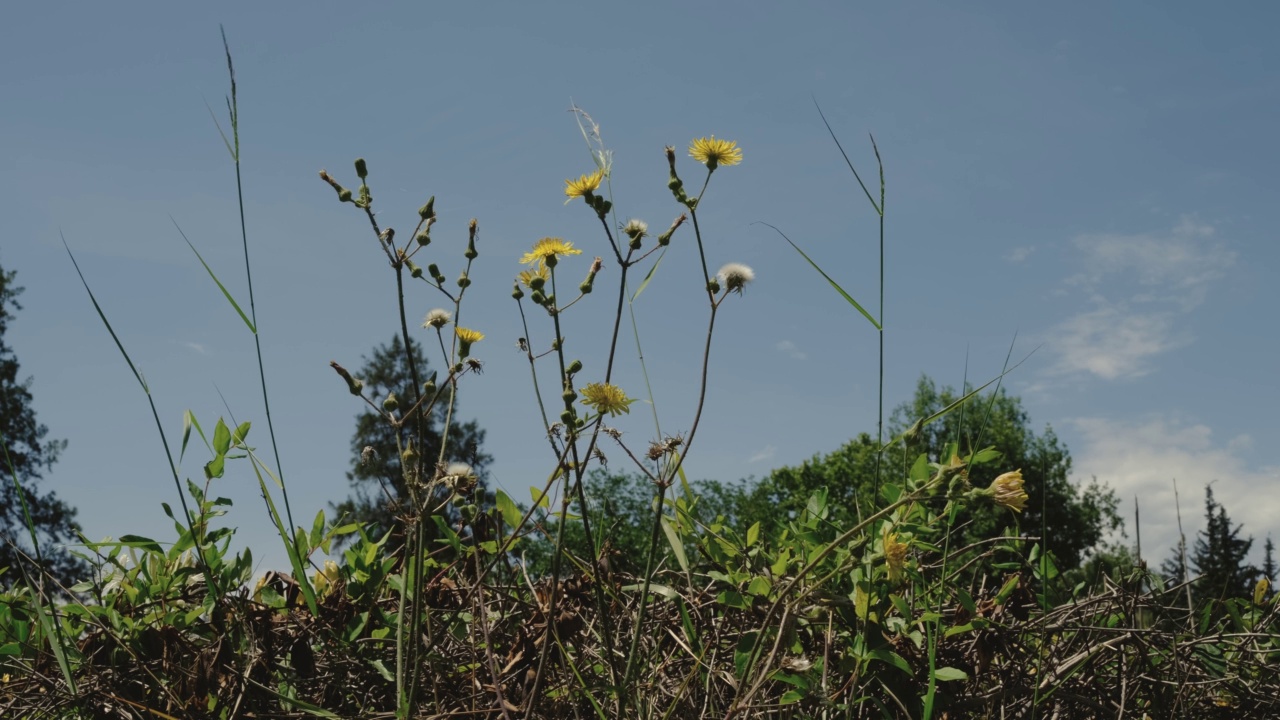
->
2, 34, 1279, 720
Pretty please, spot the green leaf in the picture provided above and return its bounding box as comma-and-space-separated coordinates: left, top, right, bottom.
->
310, 509, 326, 549
757, 222, 880, 330
779, 690, 804, 704
232, 421, 251, 445
660, 516, 689, 573
204, 454, 225, 480
495, 490, 523, 530
746, 521, 760, 548
631, 248, 667, 301
173, 219, 256, 333
213, 418, 231, 456
933, 666, 969, 682
747, 576, 772, 597
117, 535, 163, 554
971, 447, 1002, 464
530, 486, 550, 509
180, 410, 194, 463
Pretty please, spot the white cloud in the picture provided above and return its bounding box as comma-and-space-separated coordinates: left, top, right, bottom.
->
1045, 217, 1234, 380
776, 340, 807, 361
182, 341, 208, 355
1005, 246, 1034, 263
1070, 415, 1280, 567
748, 445, 776, 463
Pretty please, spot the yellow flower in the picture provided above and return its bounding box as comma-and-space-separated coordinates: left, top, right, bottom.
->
518, 263, 550, 289
519, 237, 583, 266
990, 470, 1028, 513
456, 327, 485, 345
579, 382, 636, 417
883, 530, 909, 584
689, 136, 742, 169
564, 169, 604, 202
1255, 577, 1271, 606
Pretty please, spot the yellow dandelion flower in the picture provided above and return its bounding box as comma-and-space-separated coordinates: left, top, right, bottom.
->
518, 263, 550, 289
579, 382, 636, 417
564, 169, 605, 202
689, 136, 742, 169
455, 327, 485, 345
883, 530, 909, 584
990, 470, 1028, 513
519, 237, 583, 266
1255, 577, 1270, 606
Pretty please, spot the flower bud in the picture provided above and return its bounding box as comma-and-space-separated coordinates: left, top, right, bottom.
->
560, 410, 575, 424
457, 272, 470, 288
330, 361, 364, 396
465, 237, 478, 260
407, 260, 423, 279
415, 230, 431, 246
566, 359, 583, 375
530, 275, 546, 291
562, 388, 578, 405
428, 263, 441, 280
354, 157, 368, 179
512, 282, 524, 299
382, 393, 399, 412
424, 378, 437, 397
418, 196, 435, 220
338, 187, 353, 203
401, 444, 418, 467
531, 290, 546, 305
707, 278, 721, 294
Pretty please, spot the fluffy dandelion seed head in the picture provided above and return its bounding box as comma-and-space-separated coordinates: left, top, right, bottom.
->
520, 237, 583, 266
579, 382, 636, 417
564, 169, 605, 201
455, 327, 485, 345
689, 136, 743, 169
990, 470, 1028, 513
883, 530, 909, 584
623, 218, 649, 240
717, 262, 755, 294
422, 308, 452, 329
518, 263, 550, 289
446, 462, 475, 479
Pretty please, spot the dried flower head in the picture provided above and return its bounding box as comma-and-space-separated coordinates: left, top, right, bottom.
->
883, 530, 909, 584
689, 136, 743, 169
579, 382, 636, 417
520, 237, 583, 266
422, 308, 452, 329
564, 169, 605, 202
989, 470, 1028, 513
717, 262, 755, 294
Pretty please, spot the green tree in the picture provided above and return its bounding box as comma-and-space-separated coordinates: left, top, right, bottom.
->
1263, 536, 1276, 585
0, 262, 87, 588
1184, 484, 1256, 602
743, 376, 1123, 571
331, 335, 490, 552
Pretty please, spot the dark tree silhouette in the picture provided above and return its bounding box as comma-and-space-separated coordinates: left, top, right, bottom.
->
0, 262, 87, 589
1185, 484, 1257, 602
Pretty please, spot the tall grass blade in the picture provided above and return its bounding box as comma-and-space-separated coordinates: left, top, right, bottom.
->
755, 221, 881, 330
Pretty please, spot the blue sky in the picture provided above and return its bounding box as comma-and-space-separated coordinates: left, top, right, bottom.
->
3, 2, 1277, 575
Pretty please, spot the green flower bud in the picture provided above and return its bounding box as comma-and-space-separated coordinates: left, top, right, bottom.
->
338, 187, 353, 203
354, 158, 368, 179
531, 290, 546, 305
465, 237, 478, 260
457, 272, 470, 288
707, 278, 721, 294
330, 361, 364, 396
512, 282, 525, 299
418, 196, 435, 220
566, 359, 582, 375
579, 279, 593, 294
428, 263, 441, 279
407, 260, 423, 279
424, 379, 436, 397
416, 231, 431, 246
530, 276, 546, 291
560, 409, 574, 424
382, 393, 399, 412
401, 444, 418, 466
562, 389, 578, 405
459, 504, 478, 522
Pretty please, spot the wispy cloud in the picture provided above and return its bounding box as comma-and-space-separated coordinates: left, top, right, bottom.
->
182, 341, 208, 355
1005, 246, 1034, 263
748, 445, 776, 463
1046, 217, 1235, 380
1071, 415, 1279, 566
776, 340, 807, 361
